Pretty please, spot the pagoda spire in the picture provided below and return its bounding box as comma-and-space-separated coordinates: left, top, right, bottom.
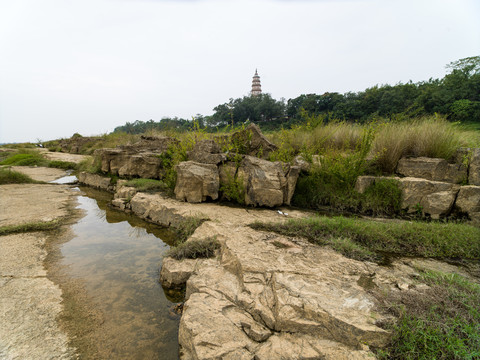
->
251, 69, 262, 96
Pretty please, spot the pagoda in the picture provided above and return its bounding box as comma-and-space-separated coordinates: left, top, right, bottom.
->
251, 69, 262, 96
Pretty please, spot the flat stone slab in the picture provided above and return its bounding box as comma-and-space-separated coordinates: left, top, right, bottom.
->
9, 166, 67, 182
0, 233, 47, 277
0, 184, 74, 226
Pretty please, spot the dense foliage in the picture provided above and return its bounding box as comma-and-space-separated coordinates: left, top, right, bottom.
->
111, 56, 480, 134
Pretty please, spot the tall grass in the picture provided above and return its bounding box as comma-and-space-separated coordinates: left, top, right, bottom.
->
0, 167, 43, 184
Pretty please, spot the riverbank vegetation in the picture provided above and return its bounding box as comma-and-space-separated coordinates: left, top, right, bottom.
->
250, 215, 480, 262
0, 219, 60, 236
0, 150, 77, 170
0, 167, 43, 185
375, 270, 480, 360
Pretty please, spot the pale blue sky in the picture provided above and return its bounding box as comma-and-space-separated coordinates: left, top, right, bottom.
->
0, 0, 479, 143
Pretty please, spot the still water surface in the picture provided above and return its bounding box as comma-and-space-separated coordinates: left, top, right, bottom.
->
60, 186, 180, 359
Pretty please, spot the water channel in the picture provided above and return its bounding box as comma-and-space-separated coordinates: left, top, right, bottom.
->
56, 185, 181, 359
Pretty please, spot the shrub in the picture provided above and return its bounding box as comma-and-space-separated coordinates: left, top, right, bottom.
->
166, 237, 220, 260
0, 152, 46, 166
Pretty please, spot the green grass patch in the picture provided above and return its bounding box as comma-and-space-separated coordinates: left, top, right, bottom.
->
0, 152, 46, 166
172, 216, 208, 245
0, 220, 60, 236
249, 216, 480, 261
166, 236, 220, 260
0, 167, 43, 184
47, 160, 77, 170
124, 178, 169, 193
0, 151, 77, 170
375, 270, 480, 360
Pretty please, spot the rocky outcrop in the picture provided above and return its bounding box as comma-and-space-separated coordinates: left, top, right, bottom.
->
154, 205, 390, 358
175, 162, 219, 203
397, 157, 467, 184
94, 135, 177, 179
78, 172, 114, 192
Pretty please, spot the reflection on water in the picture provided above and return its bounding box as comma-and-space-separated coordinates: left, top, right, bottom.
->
62, 186, 179, 359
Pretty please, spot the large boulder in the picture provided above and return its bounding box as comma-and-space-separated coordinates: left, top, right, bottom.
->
117, 153, 163, 179
175, 161, 219, 203
397, 157, 467, 184
227, 156, 299, 207
399, 177, 460, 219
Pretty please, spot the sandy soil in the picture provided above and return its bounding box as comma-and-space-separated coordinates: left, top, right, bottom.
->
0, 174, 79, 359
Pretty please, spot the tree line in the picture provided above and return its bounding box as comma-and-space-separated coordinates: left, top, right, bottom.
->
114, 56, 480, 134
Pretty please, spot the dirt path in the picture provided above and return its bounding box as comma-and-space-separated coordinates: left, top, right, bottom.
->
0, 168, 78, 359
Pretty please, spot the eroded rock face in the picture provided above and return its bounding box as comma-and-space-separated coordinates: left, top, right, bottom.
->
175, 161, 219, 203
399, 177, 460, 219
175, 222, 389, 359
397, 157, 467, 184
78, 172, 114, 192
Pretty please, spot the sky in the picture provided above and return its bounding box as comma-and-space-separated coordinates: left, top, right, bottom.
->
0, 0, 479, 143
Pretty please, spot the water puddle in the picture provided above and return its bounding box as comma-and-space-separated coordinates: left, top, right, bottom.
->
49, 172, 78, 184
59, 186, 181, 359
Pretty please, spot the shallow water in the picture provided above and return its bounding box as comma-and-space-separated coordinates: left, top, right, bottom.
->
60, 186, 180, 359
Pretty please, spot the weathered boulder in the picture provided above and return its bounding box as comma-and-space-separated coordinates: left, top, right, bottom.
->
241, 156, 286, 207
470, 148, 480, 186
160, 257, 203, 289
230, 123, 278, 159
120, 135, 177, 153
175, 161, 219, 203
114, 186, 137, 200
455, 185, 480, 223
355, 175, 378, 194
117, 153, 163, 179
78, 172, 114, 192
399, 177, 460, 218
187, 139, 227, 165
397, 157, 467, 184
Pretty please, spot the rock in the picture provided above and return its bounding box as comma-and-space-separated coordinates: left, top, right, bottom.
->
175, 161, 219, 203
160, 257, 202, 288
285, 166, 300, 206
455, 185, 480, 222
230, 123, 278, 159
114, 186, 137, 200
355, 176, 377, 194
399, 177, 460, 217
117, 153, 163, 179
422, 191, 458, 220
186, 140, 227, 165
470, 148, 480, 185
397, 157, 467, 184
129, 193, 192, 227
292, 155, 311, 172
78, 172, 114, 191
111, 198, 128, 210
241, 156, 287, 207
